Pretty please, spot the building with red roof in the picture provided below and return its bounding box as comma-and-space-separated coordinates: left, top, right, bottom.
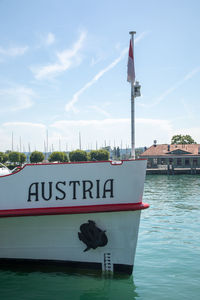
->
140, 143, 200, 171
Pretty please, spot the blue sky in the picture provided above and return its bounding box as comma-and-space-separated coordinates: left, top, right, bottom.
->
0, 0, 200, 152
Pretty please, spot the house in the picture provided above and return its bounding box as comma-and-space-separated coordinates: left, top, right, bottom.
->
140, 144, 200, 169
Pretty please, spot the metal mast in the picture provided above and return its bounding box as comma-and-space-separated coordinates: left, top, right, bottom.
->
129, 31, 141, 159
129, 31, 136, 159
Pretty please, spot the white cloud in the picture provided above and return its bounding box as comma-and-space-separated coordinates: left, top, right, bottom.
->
136, 118, 173, 146
50, 118, 130, 150
65, 31, 148, 113
2, 122, 45, 129
0, 46, 28, 57
0, 117, 174, 152
50, 117, 173, 149
0, 122, 46, 152
32, 31, 87, 80
0, 86, 35, 112
51, 118, 129, 129
46, 33, 55, 45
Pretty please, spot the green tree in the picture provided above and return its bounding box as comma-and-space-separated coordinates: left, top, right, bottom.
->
48, 151, 68, 162
5, 150, 11, 154
8, 151, 20, 164
2, 153, 8, 163
135, 148, 144, 159
171, 134, 196, 144
89, 149, 109, 161
30, 151, 45, 163
0, 152, 3, 163
0, 152, 6, 163
19, 153, 27, 164
69, 150, 88, 162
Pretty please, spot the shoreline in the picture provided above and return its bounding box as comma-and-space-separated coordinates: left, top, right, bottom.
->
146, 167, 200, 175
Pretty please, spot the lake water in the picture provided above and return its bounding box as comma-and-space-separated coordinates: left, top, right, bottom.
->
0, 175, 199, 299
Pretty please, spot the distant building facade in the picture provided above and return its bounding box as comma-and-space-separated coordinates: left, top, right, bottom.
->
140, 144, 200, 169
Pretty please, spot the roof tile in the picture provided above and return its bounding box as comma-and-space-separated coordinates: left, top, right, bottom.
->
141, 144, 200, 156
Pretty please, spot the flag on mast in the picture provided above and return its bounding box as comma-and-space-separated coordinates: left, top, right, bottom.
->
127, 39, 135, 84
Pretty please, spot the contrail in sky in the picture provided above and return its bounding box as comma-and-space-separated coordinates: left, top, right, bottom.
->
141, 66, 200, 108
65, 32, 148, 112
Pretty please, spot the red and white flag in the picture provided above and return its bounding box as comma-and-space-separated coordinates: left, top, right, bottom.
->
127, 39, 135, 83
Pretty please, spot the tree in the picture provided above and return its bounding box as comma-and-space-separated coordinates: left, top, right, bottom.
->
0, 152, 7, 163
3, 153, 8, 163
8, 151, 20, 164
62, 152, 69, 162
171, 134, 197, 144
30, 151, 45, 163
19, 153, 27, 164
69, 150, 88, 162
48, 151, 68, 162
89, 150, 109, 161
0, 152, 3, 163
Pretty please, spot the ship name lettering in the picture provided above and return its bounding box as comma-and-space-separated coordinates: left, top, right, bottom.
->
27, 179, 114, 202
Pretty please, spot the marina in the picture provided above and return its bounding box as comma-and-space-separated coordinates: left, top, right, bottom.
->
0, 0, 199, 299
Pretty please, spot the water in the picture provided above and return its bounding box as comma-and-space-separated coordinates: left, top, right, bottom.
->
0, 175, 199, 299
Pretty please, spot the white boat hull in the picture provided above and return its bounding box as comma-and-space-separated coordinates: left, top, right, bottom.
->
0, 210, 141, 274
0, 160, 148, 274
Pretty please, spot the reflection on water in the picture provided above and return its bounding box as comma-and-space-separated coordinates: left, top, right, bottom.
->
0, 268, 138, 300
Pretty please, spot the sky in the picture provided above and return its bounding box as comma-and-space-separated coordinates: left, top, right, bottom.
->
0, 0, 200, 152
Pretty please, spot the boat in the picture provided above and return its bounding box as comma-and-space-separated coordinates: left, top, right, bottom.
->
0, 31, 149, 275
0, 159, 148, 274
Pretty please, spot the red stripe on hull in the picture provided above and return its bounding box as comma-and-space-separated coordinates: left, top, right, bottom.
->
0, 202, 149, 218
